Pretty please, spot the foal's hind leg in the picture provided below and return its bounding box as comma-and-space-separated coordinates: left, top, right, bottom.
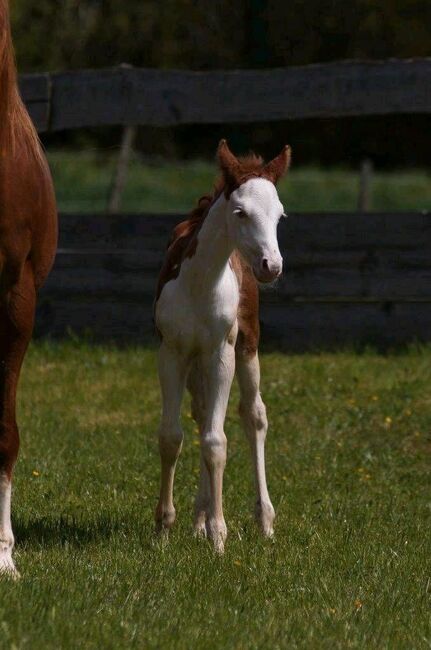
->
236, 352, 275, 537
0, 262, 36, 577
187, 360, 210, 537
155, 344, 187, 533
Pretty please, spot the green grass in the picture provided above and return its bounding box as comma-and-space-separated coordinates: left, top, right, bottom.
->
0, 341, 429, 648
46, 150, 431, 213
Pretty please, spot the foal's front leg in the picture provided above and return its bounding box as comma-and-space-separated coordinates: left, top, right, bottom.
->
200, 338, 235, 553
155, 343, 187, 533
237, 352, 275, 537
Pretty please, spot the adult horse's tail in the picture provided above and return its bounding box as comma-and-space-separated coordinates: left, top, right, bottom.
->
0, 0, 40, 157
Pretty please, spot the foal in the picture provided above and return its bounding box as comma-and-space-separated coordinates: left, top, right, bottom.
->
154, 140, 290, 552
0, 0, 57, 575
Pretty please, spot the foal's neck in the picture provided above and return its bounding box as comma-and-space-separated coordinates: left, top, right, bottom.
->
184, 194, 234, 291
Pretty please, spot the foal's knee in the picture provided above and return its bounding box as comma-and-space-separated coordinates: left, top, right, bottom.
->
201, 429, 227, 469
158, 420, 183, 462
239, 396, 268, 439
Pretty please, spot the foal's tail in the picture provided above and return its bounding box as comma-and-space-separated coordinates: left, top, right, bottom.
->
0, 0, 41, 158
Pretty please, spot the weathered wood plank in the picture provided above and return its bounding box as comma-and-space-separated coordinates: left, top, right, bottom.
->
35, 297, 431, 350
259, 301, 431, 351
58, 213, 179, 250
57, 212, 431, 251
18, 73, 50, 131
35, 296, 156, 341
19, 58, 431, 132
43, 250, 431, 300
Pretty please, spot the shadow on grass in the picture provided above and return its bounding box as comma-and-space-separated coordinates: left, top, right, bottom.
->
14, 513, 154, 550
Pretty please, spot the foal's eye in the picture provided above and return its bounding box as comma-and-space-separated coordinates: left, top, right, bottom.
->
233, 208, 248, 219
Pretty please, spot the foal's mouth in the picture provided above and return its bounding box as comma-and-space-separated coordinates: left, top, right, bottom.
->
252, 267, 282, 284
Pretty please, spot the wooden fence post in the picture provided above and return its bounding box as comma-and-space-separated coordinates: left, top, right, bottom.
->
357, 158, 373, 212
107, 125, 137, 213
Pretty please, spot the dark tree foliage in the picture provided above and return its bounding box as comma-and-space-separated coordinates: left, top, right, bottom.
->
10, 0, 431, 166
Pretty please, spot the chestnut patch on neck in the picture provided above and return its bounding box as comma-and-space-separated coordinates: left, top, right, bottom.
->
155, 141, 290, 305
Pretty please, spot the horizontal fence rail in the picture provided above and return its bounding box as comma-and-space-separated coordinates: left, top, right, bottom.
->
20, 58, 431, 132
35, 211, 431, 350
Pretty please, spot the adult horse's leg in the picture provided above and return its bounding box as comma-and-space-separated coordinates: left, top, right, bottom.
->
155, 343, 187, 533
236, 352, 275, 537
0, 262, 36, 576
187, 360, 210, 537
200, 338, 236, 553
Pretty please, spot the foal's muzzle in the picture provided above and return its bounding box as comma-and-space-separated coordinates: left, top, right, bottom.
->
253, 257, 283, 283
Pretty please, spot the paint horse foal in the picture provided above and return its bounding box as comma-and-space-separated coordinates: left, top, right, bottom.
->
155, 140, 290, 552
0, 0, 57, 576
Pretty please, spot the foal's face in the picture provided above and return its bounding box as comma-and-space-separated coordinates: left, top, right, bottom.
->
227, 178, 284, 283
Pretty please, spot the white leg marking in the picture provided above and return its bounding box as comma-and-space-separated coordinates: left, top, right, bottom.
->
201, 340, 235, 553
155, 344, 187, 533
0, 473, 18, 578
237, 354, 275, 537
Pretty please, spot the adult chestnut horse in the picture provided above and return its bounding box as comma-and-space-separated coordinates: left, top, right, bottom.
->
0, 0, 57, 576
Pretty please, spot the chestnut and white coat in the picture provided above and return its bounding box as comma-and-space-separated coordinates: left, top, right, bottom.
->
154, 140, 291, 552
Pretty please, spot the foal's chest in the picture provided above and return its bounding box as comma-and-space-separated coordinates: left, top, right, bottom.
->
156, 266, 239, 350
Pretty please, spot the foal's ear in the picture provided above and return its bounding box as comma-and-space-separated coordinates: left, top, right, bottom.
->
217, 139, 241, 185
262, 145, 292, 185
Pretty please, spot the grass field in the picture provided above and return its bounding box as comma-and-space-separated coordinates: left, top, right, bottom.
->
0, 341, 429, 648
46, 150, 431, 213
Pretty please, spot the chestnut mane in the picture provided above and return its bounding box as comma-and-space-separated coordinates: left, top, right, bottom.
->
155, 153, 266, 301
0, 0, 41, 159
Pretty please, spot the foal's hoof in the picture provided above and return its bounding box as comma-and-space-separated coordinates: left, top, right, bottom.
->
256, 500, 275, 538
206, 518, 227, 554
193, 519, 207, 539
155, 504, 176, 534
0, 553, 20, 581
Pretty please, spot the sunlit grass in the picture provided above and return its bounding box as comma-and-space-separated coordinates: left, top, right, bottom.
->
46, 150, 431, 213
0, 341, 429, 648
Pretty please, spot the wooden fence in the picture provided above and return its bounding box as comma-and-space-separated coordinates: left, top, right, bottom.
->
21, 59, 431, 348
20, 58, 431, 131
35, 211, 431, 350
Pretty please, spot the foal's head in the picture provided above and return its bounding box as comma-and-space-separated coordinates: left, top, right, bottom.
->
217, 139, 291, 283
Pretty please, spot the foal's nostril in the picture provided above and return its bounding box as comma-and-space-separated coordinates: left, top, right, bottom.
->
262, 258, 269, 271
